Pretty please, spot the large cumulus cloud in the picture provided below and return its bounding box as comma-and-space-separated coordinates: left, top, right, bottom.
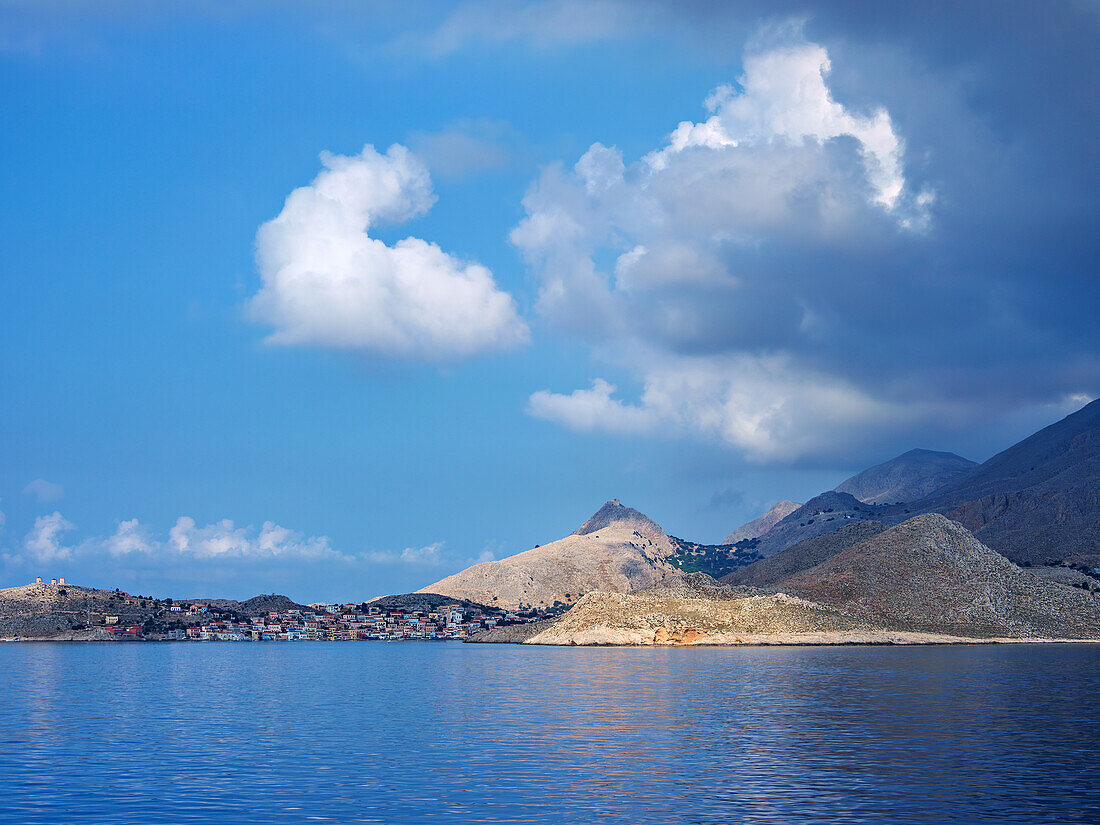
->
515, 24, 1098, 461
250, 144, 529, 361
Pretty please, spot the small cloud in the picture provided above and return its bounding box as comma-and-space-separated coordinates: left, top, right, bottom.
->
23, 511, 75, 563
106, 518, 158, 556
703, 487, 744, 512
399, 542, 445, 564
408, 119, 524, 180
527, 378, 658, 435
23, 478, 65, 503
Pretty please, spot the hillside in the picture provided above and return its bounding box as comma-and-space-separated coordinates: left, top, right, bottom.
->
0, 580, 308, 639
723, 500, 801, 544
835, 448, 976, 504
911, 398, 1100, 566
775, 514, 1100, 638
721, 521, 888, 588
481, 573, 977, 646
417, 500, 684, 610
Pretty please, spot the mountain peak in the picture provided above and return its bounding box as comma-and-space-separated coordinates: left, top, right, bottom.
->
573, 500, 664, 537
835, 448, 976, 505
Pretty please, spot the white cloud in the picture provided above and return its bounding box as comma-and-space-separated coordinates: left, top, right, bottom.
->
527, 378, 659, 435
23, 511, 75, 563
250, 143, 528, 361
399, 542, 444, 564
528, 354, 934, 462
167, 517, 337, 560
106, 518, 158, 556
646, 37, 909, 211
23, 478, 65, 503
513, 26, 944, 461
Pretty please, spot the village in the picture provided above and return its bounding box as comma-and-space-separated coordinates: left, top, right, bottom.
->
104, 598, 542, 642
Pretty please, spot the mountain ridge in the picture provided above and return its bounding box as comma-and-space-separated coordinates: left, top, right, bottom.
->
834, 448, 977, 505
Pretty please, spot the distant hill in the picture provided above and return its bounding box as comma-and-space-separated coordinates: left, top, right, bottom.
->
721, 521, 888, 588
0, 581, 295, 639
723, 500, 801, 544
367, 592, 499, 614
192, 594, 309, 615
775, 514, 1100, 638
752, 491, 880, 557
835, 448, 976, 504
418, 500, 685, 610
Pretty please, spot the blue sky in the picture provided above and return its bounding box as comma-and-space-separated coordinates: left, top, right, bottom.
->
1, 1, 1097, 601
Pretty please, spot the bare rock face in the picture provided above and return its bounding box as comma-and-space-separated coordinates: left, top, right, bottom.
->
835, 448, 976, 505
723, 500, 802, 544
775, 514, 1100, 639
417, 501, 683, 610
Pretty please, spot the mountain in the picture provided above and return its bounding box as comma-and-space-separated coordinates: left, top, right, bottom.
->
834, 448, 976, 504
417, 500, 684, 610
913, 398, 1100, 566
751, 491, 880, 557
493, 515, 1100, 645
721, 521, 888, 588
774, 514, 1100, 638
733, 399, 1100, 566
723, 500, 802, 544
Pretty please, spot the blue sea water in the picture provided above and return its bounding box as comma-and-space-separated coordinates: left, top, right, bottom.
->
0, 642, 1097, 824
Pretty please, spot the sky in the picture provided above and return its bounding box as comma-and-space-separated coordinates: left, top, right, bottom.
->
1, 0, 1098, 602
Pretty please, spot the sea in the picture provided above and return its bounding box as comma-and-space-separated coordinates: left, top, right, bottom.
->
1, 642, 1097, 824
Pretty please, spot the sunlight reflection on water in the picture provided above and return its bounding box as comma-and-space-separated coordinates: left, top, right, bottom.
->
0, 643, 1097, 824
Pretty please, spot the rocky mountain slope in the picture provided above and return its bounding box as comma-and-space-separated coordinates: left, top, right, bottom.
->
417, 500, 684, 610
723, 500, 801, 544
835, 448, 976, 504
721, 521, 888, 588
913, 398, 1100, 566
751, 492, 880, 557
775, 514, 1100, 638
734, 399, 1100, 566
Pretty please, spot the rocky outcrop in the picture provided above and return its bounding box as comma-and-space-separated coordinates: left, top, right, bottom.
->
835, 448, 976, 504
418, 501, 683, 610
723, 500, 802, 544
